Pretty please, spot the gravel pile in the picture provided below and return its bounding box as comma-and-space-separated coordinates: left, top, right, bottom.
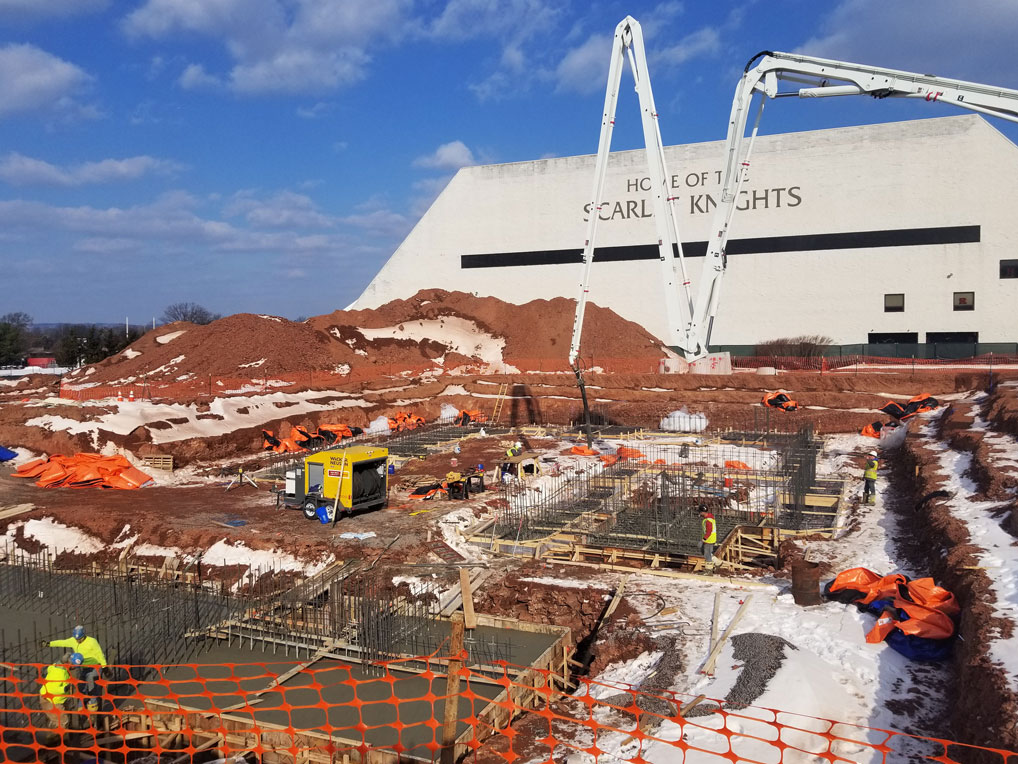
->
687, 632, 798, 717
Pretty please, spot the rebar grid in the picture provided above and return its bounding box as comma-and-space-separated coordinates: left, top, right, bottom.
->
495, 426, 823, 555
0, 547, 510, 683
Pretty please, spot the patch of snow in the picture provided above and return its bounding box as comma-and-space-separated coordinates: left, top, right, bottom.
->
4, 518, 104, 555
155, 330, 186, 344
204, 539, 333, 576
122, 349, 141, 359
239, 358, 266, 368
334, 364, 351, 375
25, 390, 369, 444
438, 384, 469, 397
358, 317, 507, 368
518, 576, 610, 591
257, 315, 283, 322
366, 415, 391, 435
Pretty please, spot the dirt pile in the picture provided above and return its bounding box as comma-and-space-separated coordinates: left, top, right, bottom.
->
67, 290, 669, 385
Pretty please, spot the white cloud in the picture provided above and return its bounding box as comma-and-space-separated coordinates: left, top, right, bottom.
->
656, 27, 721, 67
554, 33, 611, 94
0, 153, 182, 186
0, 44, 91, 118
798, 0, 1018, 84
178, 63, 222, 90
428, 0, 559, 41
124, 0, 408, 95
412, 141, 476, 170
296, 101, 331, 119
72, 238, 139, 254
223, 190, 336, 229
0, 0, 107, 23
410, 176, 452, 216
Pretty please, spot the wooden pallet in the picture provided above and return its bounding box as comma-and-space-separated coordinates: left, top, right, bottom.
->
142, 454, 174, 471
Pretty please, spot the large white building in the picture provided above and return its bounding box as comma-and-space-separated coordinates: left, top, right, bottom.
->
353, 116, 1018, 349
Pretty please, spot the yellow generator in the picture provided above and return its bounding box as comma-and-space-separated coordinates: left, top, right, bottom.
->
281, 445, 388, 523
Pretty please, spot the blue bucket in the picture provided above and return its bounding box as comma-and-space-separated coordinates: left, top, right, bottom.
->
315, 505, 330, 524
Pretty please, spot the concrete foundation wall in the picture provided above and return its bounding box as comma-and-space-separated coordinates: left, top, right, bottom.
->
354, 115, 1018, 346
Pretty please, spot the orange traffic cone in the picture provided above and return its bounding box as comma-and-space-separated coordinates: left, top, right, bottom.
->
128, 390, 135, 402
117, 390, 123, 402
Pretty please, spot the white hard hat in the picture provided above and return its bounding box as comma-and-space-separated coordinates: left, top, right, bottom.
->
868, 450, 877, 457
515, 441, 522, 448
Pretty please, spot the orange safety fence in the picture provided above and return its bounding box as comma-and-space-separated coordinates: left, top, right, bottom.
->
2, 658, 1014, 764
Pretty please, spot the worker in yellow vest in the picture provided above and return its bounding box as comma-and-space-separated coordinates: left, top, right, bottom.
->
863, 450, 879, 505
45, 625, 106, 711
38, 657, 74, 725
699, 505, 717, 573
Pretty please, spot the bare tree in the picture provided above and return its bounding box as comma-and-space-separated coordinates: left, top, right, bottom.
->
160, 302, 221, 325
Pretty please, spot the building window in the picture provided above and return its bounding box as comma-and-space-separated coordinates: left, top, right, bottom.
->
953, 291, 975, 311
1002, 259, 1018, 278
883, 293, 904, 313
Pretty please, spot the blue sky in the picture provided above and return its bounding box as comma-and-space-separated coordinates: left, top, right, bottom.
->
4, 0, 1018, 323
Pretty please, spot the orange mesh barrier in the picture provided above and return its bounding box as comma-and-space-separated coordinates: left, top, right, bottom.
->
2, 658, 1014, 764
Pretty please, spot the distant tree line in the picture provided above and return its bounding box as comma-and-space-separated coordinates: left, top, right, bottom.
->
0, 302, 220, 368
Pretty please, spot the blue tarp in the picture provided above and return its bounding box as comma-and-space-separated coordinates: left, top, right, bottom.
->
0, 446, 16, 462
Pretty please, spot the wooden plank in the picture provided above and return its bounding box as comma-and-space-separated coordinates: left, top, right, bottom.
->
710, 592, 720, 654
603, 575, 630, 620
459, 569, 477, 630
441, 617, 465, 764
702, 596, 753, 675
0, 504, 34, 521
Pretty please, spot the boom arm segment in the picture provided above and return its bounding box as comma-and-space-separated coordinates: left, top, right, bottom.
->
682, 50, 1018, 358
568, 16, 691, 369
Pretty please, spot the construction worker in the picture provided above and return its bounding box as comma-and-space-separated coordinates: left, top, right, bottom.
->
699, 505, 717, 573
863, 450, 879, 505
38, 655, 74, 726
45, 625, 106, 710
506, 441, 523, 459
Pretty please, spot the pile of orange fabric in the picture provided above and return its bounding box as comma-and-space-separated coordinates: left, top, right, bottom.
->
824, 567, 958, 661
389, 411, 425, 431
762, 391, 798, 412
454, 409, 487, 426
13, 454, 153, 489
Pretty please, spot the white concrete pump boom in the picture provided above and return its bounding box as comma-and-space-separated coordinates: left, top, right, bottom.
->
682, 50, 1018, 358
568, 16, 692, 370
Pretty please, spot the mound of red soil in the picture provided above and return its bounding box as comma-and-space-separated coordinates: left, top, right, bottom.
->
67, 290, 669, 385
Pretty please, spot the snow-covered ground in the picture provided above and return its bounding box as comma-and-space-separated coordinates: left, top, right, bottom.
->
1, 516, 333, 578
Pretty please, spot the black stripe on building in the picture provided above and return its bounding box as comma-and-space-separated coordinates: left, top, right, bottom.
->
459, 225, 980, 269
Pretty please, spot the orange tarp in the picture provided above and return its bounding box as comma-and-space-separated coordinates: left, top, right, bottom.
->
12, 453, 153, 490
829, 566, 958, 643
616, 446, 645, 460
725, 460, 750, 470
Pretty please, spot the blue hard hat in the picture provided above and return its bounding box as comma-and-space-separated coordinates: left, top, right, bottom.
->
70, 652, 84, 666
72, 625, 86, 639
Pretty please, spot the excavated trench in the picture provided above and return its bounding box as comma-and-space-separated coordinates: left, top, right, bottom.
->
894, 421, 1018, 755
